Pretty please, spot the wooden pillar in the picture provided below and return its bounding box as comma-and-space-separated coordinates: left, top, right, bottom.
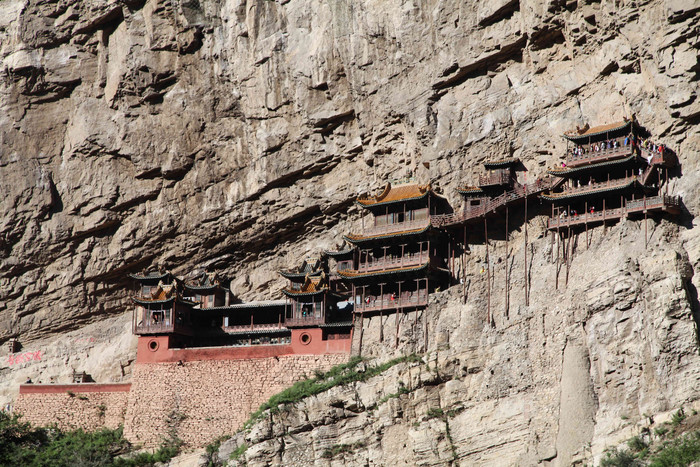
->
358, 314, 364, 356
395, 296, 400, 348
484, 217, 491, 327
379, 283, 384, 311
379, 309, 384, 341
644, 194, 648, 249
463, 225, 467, 303
585, 201, 589, 248
505, 205, 509, 318
524, 184, 529, 306
555, 228, 560, 290
566, 228, 572, 286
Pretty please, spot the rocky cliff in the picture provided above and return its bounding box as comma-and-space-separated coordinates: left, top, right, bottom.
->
218, 219, 700, 466
1, 0, 699, 463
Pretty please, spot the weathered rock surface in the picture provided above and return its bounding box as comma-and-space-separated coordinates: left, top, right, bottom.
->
216, 220, 700, 466
1, 0, 699, 464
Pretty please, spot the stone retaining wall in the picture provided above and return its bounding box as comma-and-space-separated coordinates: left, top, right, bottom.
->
123, 353, 348, 448
13, 384, 131, 431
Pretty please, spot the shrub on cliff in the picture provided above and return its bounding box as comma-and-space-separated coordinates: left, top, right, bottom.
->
0, 411, 178, 467
242, 353, 422, 430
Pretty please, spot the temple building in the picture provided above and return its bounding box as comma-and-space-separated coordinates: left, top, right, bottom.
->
131, 271, 195, 343
280, 258, 353, 324
339, 182, 452, 314
184, 272, 290, 348
543, 119, 680, 231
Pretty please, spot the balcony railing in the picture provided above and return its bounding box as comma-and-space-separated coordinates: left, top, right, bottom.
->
553, 175, 637, 198
357, 252, 428, 272
356, 218, 430, 238
547, 195, 680, 229
355, 290, 428, 313
478, 171, 510, 187
566, 137, 633, 167
285, 316, 325, 327
134, 322, 176, 334
222, 323, 287, 334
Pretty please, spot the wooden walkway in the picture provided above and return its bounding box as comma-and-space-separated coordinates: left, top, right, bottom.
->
430, 176, 564, 228
547, 195, 680, 230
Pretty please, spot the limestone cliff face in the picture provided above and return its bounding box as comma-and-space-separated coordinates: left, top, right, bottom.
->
0, 0, 699, 462
221, 221, 700, 466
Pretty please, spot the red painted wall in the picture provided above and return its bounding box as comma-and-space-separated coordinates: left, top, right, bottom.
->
136, 329, 352, 363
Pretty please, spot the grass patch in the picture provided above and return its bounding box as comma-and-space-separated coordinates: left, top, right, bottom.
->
242, 354, 422, 430
600, 447, 641, 467
671, 408, 686, 427
628, 435, 648, 453
649, 430, 700, 467
230, 443, 247, 460
426, 407, 444, 420
654, 426, 669, 438
204, 435, 231, 467
320, 442, 365, 459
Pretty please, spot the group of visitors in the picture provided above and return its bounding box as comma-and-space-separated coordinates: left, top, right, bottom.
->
639, 138, 665, 155
571, 138, 626, 157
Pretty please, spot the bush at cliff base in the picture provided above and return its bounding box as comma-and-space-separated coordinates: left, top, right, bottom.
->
0, 411, 178, 467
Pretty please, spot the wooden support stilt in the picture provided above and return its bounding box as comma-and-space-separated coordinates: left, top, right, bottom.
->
423, 310, 428, 352
565, 228, 572, 286
505, 205, 509, 318
463, 225, 467, 304
379, 310, 384, 342
645, 209, 648, 249
451, 235, 455, 283
555, 227, 560, 290
485, 217, 492, 326
585, 201, 589, 248
524, 187, 529, 306
550, 231, 554, 264
395, 305, 400, 348
358, 314, 364, 356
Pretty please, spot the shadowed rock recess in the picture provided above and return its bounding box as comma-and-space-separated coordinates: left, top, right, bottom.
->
0, 0, 699, 464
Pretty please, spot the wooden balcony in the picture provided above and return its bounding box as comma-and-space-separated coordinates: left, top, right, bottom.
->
285, 316, 325, 327
566, 137, 633, 167
133, 321, 192, 336
357, 252, 428, 273
358, 218, 430, 238
640, 147, 673, 167
550, 175, 636, 199
222, 323, 288, 334
355, 290, 428, 313
478, 171, 510, 187
547, 195, 680, 230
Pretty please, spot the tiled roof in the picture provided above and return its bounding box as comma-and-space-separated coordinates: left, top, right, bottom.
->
541, 180, 637, 201
279, 258, 322, 279
343, 225, 431, 244
456, 186, 484, 195
198, 300, 288, 311
546, 155, 637, 176
356, 183, 431, 207
324, 248, 354, 257
129, 271, 169, 281
132, 296, 175, 306
185, 272, 222, 291
282, 275, 328, 297
337, 261, 430, 279
483, 158, 519, 169
564, 120, 632, 141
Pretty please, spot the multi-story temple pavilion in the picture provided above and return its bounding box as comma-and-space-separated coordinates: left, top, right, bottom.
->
338, 182, 451, 314
131, 271, 195, 341
543, 119, 680, 232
